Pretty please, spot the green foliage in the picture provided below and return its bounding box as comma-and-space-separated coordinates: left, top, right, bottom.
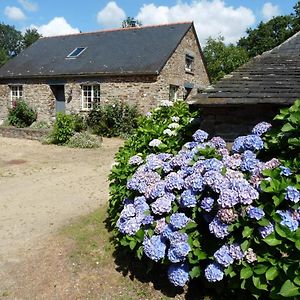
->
238, 0, 300, 59
122, 17, 142, 28
0, 23, 23, 59
86, 101, 140, 138
50, 113, 75, 144
22, 28, 41, 48
72, 114, 87, 132
203, 36, 249, 83
107, 100, 198, 231
8, 100, 37, 128
67, 132, 102, 148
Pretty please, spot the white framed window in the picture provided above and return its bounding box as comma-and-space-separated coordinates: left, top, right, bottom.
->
169, 85, 179, 102
185, 54, 194, 73
10, 85, 23, 105
81, 85, 100, 110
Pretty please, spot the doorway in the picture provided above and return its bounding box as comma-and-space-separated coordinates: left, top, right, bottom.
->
50, 85, 66, 113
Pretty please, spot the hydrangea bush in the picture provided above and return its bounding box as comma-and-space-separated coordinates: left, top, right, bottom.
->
108, 99, 300, 299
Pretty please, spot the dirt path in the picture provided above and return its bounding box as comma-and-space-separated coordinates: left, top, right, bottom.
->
0, 137, 123, 270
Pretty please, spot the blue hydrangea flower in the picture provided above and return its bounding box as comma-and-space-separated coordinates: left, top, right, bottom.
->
204, 263, 224, 282
184, 172, 204, 192
165, 172, 185, 191
192, 129, 209, 142
183, 141, 199, 150
214, 245, 234, 267
168, 263, 189, 287
145, 181, 166, 199
143, 235, 166, 262
285, 186, 300, 203
168, 242, 191, 263
117, 217, 141, 236
259, 223, 274, 238
280, 166, 292, 177
133, 196, 149, 215
157, 153, 173, 161
232, 135, 263, 153
203, 158, 224, 172
247, 206, 265, 220
240, 150, 259, 172
200, 197, 215, 212
277, 210, 299, 231
180, 189, 197, 208
142, 215, 154, 225
252, 122, 272, 136
170, 213, 190, 230
169, 232, 189, 244
209, 217, 229, 239
161, 224, 175, 239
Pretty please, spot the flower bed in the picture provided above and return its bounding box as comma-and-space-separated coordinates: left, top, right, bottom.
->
108, 100, 300, 299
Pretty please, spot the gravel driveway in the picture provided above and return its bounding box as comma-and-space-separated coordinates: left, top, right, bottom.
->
0, 137, 123, 269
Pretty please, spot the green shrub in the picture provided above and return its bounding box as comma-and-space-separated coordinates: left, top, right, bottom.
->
108, 99, 300, 299
72, 114, 87, 132
67, 132, 102, 148
86, 101, 140, 137
8, 100, 37, 128
30, 120, 51, 129
108, 100, 198, 229
50, 112, 75, 144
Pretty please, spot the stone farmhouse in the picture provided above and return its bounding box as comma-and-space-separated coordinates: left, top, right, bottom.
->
0, 22, 209, 123
189, 30, 300, 140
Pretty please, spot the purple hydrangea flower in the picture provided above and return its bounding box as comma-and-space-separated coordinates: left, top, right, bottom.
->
247, 206, 265, 220
222, 154, 242, 170
128, 155, 143, 166
168, 263, 189, 287
259, 223, 274, 238
154, 218, 167, 234
165, 172, 185, 191
142, 215, 154, 225
209, 217, 229, 239
184, 172, 204, 192
277, 210, 299, 231
200, 197, 214, 212
205, 263, 224, 282
180, 189, 197, 208
145, 154, 163, 171
252, 122, 272, 136
280, 166, 292, 177
209, 136, 226, 149
192, 129, 209, 142
285, 186, 300, 203
214, 245, 234, 267
203, 170, 229, 193
169, 232, 189, 244
150, 195, 172, 215
217, 188, 239, 208
143, 235, 166, 261
170, 213, 190, 230
229, 244, 244, 260
168, 242, 191, 263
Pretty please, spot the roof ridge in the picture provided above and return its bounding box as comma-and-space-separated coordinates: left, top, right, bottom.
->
259, 30, 300, 57
40, 21, 193, 39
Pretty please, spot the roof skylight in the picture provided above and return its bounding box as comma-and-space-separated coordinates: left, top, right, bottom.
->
67, 47, 86, 58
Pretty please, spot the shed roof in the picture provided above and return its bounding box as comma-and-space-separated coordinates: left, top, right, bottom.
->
0, 22, 193, 79
190, 31, 300, 106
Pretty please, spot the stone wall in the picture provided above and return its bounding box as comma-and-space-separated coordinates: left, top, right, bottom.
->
0, 26, 209, 121
197, 104, 285, 141
0, 126, 50, 140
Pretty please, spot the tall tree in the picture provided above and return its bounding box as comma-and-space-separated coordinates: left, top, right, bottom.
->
0, 23, 23, 58
23, 28, 41, 48
203, 36, 249, 83
122, 17, 142, 28
238, 1, 300, 57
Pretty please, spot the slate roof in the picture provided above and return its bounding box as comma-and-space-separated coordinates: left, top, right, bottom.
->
0, 22, 193, 79
190, 31, 300, 106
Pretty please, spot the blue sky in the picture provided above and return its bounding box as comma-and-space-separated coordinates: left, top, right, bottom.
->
0, 0, 297, 44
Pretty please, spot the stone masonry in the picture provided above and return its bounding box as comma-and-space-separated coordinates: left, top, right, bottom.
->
0, 27, 209, 123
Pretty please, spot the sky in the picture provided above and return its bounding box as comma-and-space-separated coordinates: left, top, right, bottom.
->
0, 0, 298, 45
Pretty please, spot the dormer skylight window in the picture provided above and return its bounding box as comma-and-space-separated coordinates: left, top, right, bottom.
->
67, 47, 86, 58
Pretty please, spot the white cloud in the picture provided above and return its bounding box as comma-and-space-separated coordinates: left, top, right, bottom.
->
262, 2, 280, 21
136, 0, 256, 45
31, 17, 80, 37
18, 0, 38, 12
4, 6, 26, 21
97, 1, 126, 28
